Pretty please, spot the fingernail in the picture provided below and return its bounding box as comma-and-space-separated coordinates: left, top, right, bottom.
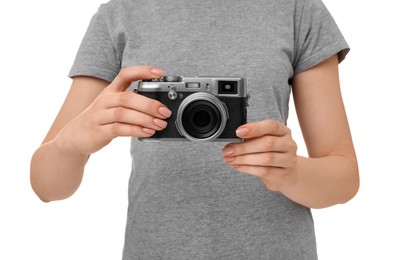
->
154, 118, 168, 128
150, 68, 165, 76
224, 156, 235, 163
236, 128, 249, 137
222, 146, 234, 156
159, 107, 172, 117
142, 128, 156, 135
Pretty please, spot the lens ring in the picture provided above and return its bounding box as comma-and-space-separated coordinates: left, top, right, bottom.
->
182, 101, 221, 139
176, 92, 228, 142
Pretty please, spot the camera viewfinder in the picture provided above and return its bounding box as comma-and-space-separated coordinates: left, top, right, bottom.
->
186, 82, 200, 88
218, 81, 238, 94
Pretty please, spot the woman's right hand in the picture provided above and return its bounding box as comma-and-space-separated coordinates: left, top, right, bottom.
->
56, 66, 172, 156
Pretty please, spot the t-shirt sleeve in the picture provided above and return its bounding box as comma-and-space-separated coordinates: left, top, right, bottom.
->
68, 5, 121, 82
293, 0, 349, 74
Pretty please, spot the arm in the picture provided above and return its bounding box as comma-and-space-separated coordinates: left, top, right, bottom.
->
30, 76, 107, 202
222, 55, 359, 209
285, 54, 359, 208
30, 66, 170, 202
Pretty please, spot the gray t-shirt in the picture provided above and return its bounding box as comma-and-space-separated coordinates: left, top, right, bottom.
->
69, 0, 349, 259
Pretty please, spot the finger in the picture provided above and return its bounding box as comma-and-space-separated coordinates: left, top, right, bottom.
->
102, 122, 157, 139
222, 135, 288, 157
99, 91, 172, 119
107, 66, 165, 92
235, 119, 289, 139
97, 107, 168, 131
224, 152, 293, 168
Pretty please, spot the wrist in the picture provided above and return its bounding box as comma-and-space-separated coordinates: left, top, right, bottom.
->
54, 126, 90, 159
274, 155, 303, 196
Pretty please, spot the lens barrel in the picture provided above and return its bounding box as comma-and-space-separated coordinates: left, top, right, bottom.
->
176, 93, 228, 142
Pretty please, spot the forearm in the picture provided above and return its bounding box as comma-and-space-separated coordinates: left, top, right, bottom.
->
30, 137, 89, 202
279, 155, 359, 209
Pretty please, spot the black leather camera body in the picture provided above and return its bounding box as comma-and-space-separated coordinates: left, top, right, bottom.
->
135, 76, 249, 142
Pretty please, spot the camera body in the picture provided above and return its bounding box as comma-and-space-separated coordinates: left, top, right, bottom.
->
135, 76, 249, 142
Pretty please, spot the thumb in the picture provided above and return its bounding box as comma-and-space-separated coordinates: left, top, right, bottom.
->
236, 120, 289, 139
107, 66, 165, 92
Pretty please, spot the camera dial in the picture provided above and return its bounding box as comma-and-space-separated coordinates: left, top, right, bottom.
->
168, 87, 178, 100
162, 75, 181, 82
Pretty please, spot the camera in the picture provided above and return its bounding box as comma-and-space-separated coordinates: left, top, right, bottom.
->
134, 76, 249, 142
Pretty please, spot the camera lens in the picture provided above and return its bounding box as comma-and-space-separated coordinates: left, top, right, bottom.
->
193, 110, 210, 127
182, 101, 221, 139
176, 92, 228, 142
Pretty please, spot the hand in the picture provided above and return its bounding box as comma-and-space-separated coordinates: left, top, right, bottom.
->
57, 66, 172, 156
222, 119, 298, 191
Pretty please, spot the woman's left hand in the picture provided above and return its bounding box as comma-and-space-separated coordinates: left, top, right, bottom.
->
222, 119, 298, 191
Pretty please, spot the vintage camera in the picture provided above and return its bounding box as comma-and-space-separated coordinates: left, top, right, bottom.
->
135, 76, 249, 142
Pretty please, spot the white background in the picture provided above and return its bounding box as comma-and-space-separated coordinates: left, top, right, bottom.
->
1, 0, 401, 259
